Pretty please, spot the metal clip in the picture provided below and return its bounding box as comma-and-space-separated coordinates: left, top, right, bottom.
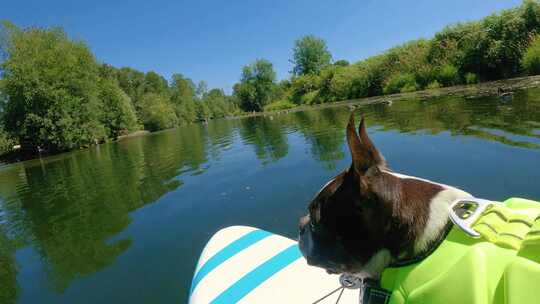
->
449, 198, 502, 238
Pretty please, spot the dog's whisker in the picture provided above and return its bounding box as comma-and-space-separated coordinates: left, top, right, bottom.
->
311, 286, 344, 304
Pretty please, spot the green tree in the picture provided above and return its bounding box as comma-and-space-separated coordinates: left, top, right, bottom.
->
523, 34, 540, 75
98, 80, 139, 138
138, 93, 178, 131
196, 80, 208, 99
290, 74, 321, 104
196, 100, 210, 121
0, 22, 105, 152
334, 59, 350, 67
114, 67, 146, 108
170, 73, 197, 123
0, 126, 14, 154
204, 88, 229, 118
142, 71, 169, 96
291, 35, 332, 76
234, 59, 276, 112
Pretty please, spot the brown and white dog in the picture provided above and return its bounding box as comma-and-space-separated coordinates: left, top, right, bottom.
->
298, 113, 471, 278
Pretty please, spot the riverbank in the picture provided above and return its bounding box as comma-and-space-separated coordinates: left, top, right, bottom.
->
0, 130, 151, 164
3, 74, 540, 165
239, 75, 540, 118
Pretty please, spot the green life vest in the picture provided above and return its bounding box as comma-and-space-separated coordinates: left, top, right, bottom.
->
380, 197, 540, 304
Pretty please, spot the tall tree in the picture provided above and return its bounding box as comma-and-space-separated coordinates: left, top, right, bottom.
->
196, 80, 208, 99
233, 59, 276, 112
98, 79, 139, 138
291, 35, 332, 76
138, 93, 178, 131
170, 73, 197, 123
0, 22, 105, 152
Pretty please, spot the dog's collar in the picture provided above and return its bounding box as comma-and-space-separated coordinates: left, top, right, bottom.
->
388, 220, 453, 268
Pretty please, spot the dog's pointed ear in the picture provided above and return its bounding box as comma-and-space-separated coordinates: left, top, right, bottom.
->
358, 116, 386, 167
346, 113, 370, 173
346, 113, 386, 173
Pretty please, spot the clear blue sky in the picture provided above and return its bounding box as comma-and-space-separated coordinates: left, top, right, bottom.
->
2, 0, 523, 92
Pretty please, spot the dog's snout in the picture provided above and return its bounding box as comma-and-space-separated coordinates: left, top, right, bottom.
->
299, 215, 310, 234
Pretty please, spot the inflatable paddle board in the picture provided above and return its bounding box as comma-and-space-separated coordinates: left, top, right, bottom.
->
188, 226, 361, 304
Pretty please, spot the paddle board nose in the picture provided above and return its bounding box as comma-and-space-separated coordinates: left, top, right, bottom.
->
189, 226, 360, 303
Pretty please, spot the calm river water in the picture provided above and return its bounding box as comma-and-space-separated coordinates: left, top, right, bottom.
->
1, 90, 540, 303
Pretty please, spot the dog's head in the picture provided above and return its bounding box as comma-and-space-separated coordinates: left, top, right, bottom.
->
298, 113, 456, 276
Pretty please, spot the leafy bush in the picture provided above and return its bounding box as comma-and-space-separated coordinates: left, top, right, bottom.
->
300, 90, 320, 105
436, 65, 460, 87
325, 65, 371, 101
263, 100, 296, 112
138, 93, 178, 131
465, 73, 479, 84
290, 74, 321, 104
99, 81, 139, 138
400, 83, 419, 93
427, 80, 441, 89
523, 35, 540, 75
383, 73, 418, 94
0, 128, 14, 155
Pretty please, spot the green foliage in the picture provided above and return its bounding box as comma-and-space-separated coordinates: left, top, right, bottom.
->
427, 80, 441, 89
196, 81, 208, 99
383, 73, 418, 94
202, 88, 234, 119
291, 35, 332, 76
436, 64, 460, 87
98, 80, 139, 138
234, 59, 276, 111
195, 101, 210, 121
465, 72, 479, 84
0, 127, 14, 154
301, 90, 320, 105
523, 34, 540, 75
263, 100, 296, 112
138, 93, 178, 131
1, 22, 106, 152
334, 59, 350, 67
0, 22, 240, 157
290, 74, 321, 104
170, 73, 197, 123
400, 83, 419, 93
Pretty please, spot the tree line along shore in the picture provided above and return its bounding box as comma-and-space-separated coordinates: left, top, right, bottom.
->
2, 0, 540, 159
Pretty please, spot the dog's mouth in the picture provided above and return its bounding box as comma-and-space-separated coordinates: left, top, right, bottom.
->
326, 268, 340, 274
319, 261, 350, 275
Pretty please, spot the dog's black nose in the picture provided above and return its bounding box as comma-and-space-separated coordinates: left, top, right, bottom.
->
299, 215, 310, 234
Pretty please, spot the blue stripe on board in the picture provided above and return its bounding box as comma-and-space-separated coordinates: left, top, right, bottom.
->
211, 244, 302, 304
190, 229, 272, 294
